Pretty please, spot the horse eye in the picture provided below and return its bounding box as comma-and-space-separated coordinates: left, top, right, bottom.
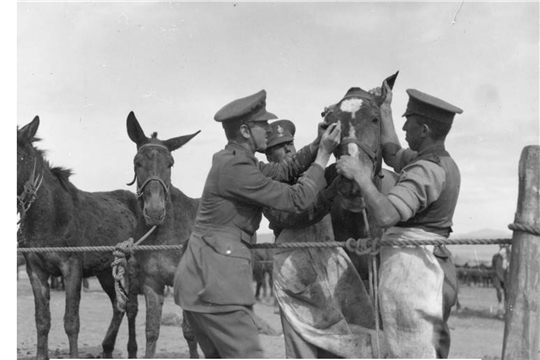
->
372, 117, 379, 123
134, 161, 142, 168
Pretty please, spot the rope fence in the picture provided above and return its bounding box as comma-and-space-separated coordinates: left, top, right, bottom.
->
18, 220, 540, 255
16, 236, 514, 254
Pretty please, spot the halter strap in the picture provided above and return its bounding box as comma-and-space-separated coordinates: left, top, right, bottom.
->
340, 137, 378, 161
129, 143, 171, 198
138, 143, 169, 151
136, 176, 169, 198
17, 158, 44, 224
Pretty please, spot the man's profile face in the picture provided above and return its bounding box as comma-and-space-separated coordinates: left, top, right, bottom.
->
266, 141, 296, 163
247, 121, 271, 152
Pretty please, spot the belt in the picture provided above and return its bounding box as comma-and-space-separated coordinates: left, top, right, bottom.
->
193, 224, 256, 245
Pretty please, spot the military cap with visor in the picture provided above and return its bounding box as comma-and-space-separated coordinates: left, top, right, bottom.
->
267, 119, 296, 149
402, 89, 463, 124
214, 89, 278, 123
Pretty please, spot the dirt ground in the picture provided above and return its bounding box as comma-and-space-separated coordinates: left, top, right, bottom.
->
17, 273, 506, 359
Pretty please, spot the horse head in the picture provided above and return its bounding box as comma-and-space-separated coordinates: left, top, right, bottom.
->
126, 111, 200, 226
322, 71, 398, 212
17, 116, 45, 221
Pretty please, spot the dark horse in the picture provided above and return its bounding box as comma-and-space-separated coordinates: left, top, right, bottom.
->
323, 72, 458, 358
17, 116, 140, 360
322, 73, 399, 284
126, 112, 200, 358
492, 244, 511, 317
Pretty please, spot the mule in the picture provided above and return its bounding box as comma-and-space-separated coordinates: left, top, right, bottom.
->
17, 116, 140, 360
126, 111, 201, 358
492, 244, 511, 317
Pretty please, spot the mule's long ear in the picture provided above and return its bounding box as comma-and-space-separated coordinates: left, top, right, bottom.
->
127, 111, 147, 146
18, 116, 40, 143
164, 130, 201, 152
379, 71, 399, 105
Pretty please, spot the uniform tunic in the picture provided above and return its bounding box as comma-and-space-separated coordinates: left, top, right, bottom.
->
379, 144, 460, 358
174, 141, 327, 313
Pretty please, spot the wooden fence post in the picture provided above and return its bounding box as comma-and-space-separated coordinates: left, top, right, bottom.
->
502, 145, 540, 360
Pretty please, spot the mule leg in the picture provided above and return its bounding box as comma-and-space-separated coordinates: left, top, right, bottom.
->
96, 273, 127, 358
182, 311, 199, 358
126, 257, 141, 359
142, 278, 165, 358
26, 261, 52, 360
126, 287, 139, 358
61, 262, 83, 359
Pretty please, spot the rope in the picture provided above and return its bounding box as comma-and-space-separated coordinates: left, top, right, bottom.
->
16, 237, 513, 254
111, 226, 157, 312
508, 222, 540, 237
361, 210, 381, 359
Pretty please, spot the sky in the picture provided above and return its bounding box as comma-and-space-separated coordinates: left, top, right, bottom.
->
15, 1, 539, 239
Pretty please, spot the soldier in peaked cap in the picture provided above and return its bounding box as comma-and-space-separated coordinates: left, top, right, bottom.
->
265, 119, 297, 164
337, 84, 463, 358
173, 90, 342, 358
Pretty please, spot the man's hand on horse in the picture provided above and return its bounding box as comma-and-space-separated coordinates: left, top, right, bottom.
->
369, 81, 393, 108
319, 121, 341, 155
336, 155, 373, 185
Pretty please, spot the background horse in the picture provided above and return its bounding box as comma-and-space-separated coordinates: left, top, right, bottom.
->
252, 248, 274, 300
492, 244, 511, 317
17, 116, 140, 359
126, 112, 200, 358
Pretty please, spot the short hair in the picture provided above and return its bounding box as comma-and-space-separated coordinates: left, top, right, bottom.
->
222, 118, 247, 140
415, 115, 453, 140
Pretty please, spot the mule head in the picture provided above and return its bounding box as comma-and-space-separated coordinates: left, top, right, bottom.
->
127, 111, 201, 226
322, 71, 398, 212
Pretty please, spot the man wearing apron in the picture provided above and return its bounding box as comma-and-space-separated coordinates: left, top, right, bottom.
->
337, 86, 462, 358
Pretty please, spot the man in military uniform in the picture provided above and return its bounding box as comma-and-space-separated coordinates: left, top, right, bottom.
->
337, 86, 462, 358
265, 119, 297, 165
173, 90, 341, 358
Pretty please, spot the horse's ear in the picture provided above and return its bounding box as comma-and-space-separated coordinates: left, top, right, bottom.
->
18, 116, 40, 142
164, 130, 201, 152
126, 111, 147, 146
379, 71, 399, 105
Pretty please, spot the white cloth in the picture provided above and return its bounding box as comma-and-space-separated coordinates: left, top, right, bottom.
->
273, 215, 386, 358
378, 227, 445, 358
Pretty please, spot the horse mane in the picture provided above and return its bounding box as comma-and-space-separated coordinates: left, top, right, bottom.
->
19, 135, 76, 193
50, 167, 75, 192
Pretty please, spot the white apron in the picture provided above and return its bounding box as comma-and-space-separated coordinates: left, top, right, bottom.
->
378, 227, 445, 358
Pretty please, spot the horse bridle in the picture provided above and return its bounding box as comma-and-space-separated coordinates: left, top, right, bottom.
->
17, 158, 44, 224
127, 143, 170, 199
323, 103, 383, 177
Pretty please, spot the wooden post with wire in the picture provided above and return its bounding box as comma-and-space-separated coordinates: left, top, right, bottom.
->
502, 145, 540, 360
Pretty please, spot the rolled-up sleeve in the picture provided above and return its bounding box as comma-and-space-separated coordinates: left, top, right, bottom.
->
387, 160, 445, 221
